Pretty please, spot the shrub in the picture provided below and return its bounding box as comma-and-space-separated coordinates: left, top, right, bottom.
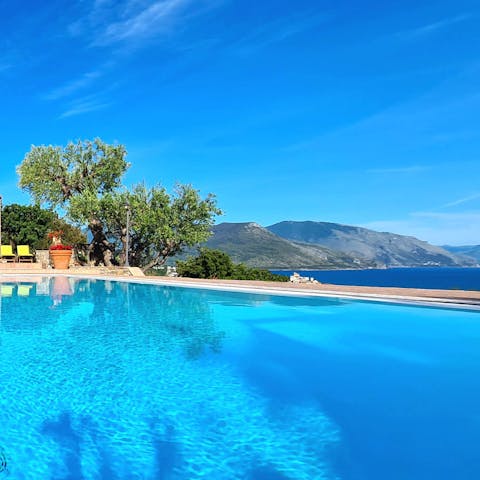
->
176, 248, 288, 282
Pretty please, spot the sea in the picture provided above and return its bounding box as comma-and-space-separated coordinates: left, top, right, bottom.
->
271, 267, 480, 291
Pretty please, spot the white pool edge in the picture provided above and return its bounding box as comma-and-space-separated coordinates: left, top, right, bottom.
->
1, 272, 480, 311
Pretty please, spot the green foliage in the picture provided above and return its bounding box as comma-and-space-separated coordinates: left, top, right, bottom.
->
230, 263, 289, 281
145, 266, 168, 276
17, 138, 129, 265
17, 138, 129, 209
176, 248, 288, 282
50, 218, 87, 247
98, 184, 222, 271
2, 204, 55, 249
177, 248, 234, 279
17, 138, 221, 269
1, 204, 85, 250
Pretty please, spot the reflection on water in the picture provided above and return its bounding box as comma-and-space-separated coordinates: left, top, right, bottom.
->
0, 277, 341, 479
0, 278, 227, 359
0, 277, 477, 479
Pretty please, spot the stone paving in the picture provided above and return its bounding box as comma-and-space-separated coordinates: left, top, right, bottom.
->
0, 265, 144, 277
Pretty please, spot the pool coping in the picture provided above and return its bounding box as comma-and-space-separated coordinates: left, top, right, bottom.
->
1, 272, 480, 311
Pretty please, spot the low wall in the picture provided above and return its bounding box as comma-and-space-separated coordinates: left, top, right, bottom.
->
35, 250, 50, 268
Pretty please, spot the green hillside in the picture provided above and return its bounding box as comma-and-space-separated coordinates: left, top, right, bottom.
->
267, 221, 474, 268
205, 223, 374, 269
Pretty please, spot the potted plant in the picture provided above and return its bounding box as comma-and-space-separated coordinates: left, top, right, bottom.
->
48, 231, 73, 269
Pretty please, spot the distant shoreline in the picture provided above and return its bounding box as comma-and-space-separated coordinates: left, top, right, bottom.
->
270, 267, 480, 292
272, 265, 480, 271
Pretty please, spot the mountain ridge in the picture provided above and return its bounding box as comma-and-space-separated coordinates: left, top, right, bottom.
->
204, 222, 374, 269
201, 221, 475, 269
442, 245, 480, 262
267, 221, 475, 268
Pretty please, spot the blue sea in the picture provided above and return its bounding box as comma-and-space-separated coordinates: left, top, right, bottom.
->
271, 267, 480, 291
1, 276, 480, 479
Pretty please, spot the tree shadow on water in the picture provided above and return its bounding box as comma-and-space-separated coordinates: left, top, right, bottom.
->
248, 465, 291, 480
41, 412, 117, 480
149, 421, 182, 480
41, 412, 182, 480
41, 412, 84, 480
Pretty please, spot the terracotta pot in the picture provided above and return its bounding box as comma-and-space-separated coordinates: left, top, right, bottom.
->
50, 250, 72, 269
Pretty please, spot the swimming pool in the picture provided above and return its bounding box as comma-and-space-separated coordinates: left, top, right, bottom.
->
0, 276, 479, 479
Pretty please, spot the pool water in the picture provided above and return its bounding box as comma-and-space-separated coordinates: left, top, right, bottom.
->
0, 277, 479, 479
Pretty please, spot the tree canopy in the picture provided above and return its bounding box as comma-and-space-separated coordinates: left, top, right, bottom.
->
18, 138, 129, 208
93, 184, 222, 271
17, 139, 129, 265
17, 138, 221, 270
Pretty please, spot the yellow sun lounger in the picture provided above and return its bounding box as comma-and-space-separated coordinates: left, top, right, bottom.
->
17, 245, 34, 263
1, 245, 16, 262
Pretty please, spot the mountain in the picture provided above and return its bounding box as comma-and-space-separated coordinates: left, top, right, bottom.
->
443, 245, 480, 262
204, 222, 375, 269
266, 221, 475, 268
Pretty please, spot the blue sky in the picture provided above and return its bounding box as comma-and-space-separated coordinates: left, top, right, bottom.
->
0, 0, 479, 245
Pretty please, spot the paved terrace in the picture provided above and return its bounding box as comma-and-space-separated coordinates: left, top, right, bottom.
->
0, 263, 144, 277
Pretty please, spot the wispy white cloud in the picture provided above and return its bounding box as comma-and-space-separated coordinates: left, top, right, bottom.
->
43, 70, 104, 100
59, 94, 110, 118
67, 0, 222, 54
367, 165, 429, 174
442, 192, 480, 208
93, 0, 193, 46
231, 11, 328, 56
399, 13, 471, 39
55, 0, 220, 116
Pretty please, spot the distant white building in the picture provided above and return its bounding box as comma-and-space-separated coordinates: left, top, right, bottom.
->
289, 272, 318, 284
166, 266, 178, 277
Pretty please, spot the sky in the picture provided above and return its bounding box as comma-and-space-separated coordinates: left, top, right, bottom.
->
0, 0, 479, 246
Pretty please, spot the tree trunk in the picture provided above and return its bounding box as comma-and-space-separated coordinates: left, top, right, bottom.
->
141, 254, 167, 273
89, 219, 114, 266
120, 227, 127, 266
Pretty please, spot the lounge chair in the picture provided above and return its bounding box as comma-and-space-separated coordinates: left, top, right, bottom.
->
0, 245, 16, 262
17, 245, 34, 263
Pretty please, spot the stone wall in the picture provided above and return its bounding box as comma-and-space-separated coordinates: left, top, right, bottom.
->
35, 250, 51, 268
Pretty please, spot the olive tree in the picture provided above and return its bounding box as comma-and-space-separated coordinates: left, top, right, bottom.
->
17, 138, 222, 270
17, 138, 128, 265
97, 184, 222, 272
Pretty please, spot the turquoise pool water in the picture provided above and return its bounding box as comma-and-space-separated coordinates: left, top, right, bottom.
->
0, 277, 479, 479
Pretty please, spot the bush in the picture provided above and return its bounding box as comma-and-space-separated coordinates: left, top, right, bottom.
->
1, 204, 86, 250
176, 248, 288, 282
